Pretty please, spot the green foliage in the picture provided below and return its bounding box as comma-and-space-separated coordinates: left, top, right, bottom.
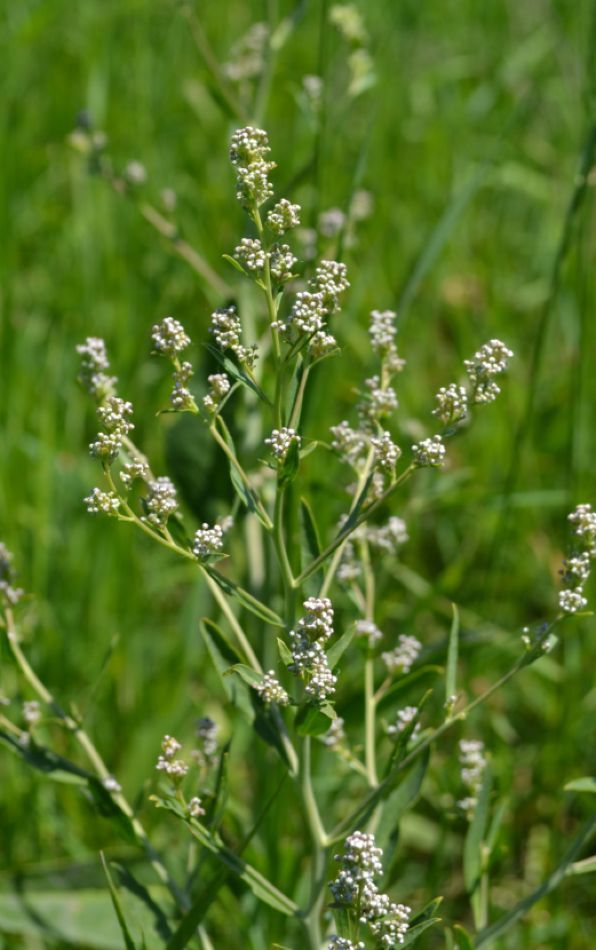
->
1, 0, 595, 947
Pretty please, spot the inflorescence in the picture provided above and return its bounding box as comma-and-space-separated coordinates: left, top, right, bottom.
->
329, 831, 411, 947
288, 598, 337, 703
559, 503, 596, 614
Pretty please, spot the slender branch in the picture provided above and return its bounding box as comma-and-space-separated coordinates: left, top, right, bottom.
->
210, 421, 273, 530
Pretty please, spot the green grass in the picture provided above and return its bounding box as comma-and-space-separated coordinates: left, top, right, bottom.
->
1, 0, 595, 947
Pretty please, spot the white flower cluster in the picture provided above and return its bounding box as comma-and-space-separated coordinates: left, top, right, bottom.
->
289, 597, 337, 702
458, 739, 486, 818
233, 235, 297, 284
188, 796, 206, 818
192, 523, 224, 561
210, 305, 257, 367
145, 477, 178, 528
412, 434, 445, 468
76, 337, 117, 400
369, 310, 406, 374
84, 487, 120, 516
371, 430, 401, 473
203, 373, 231, 414
255, 671, 290, 706
265, 426, 301, 462
120, 458, 150, 488
171, 361, 196, 411
559, 503, 596, 613
274, 260, 349, 355
156, 734, 189, 778
329, 831, 411, 947
229, 126, 276, 208
267, 198, 301, 234
322, 716, 346, 749
328, 937, 364, 950
194, 716, 219, 768
151, 316, 191, 358
432, 383, 468, 425
355, 619, 383, 647
359, 375, 398, 425
387, 706, 420, 741
234, 237, 267, 272
330, 421, 368, 468
382, 635, 421, 676
89, 395, 135, 464
367, 516, 409, 553
464, 339, 514, 404
0, 543, 24, 605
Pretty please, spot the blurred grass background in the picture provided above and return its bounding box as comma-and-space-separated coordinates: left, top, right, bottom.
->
1, 0, 595, 946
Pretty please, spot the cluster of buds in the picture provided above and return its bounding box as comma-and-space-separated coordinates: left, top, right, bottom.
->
322, 716, 346, 749
76, 337, 117, 401
273, 260, 349, 356
458, 739, 486, 818
329, 831, 411, 946
358, 375, 398, 426
464, 339, 514, 405
265, 426, 301, 463
192, 523, 224, 561
151, 317, 197, 412
382, 635, 421, 676
369, 309, 406, 375
267, 198, 301, 234
233, 237, 297, 285
355, 619, 383, 647
188, 796, 206, 818
144, 477, 179, 528
559, 503, 596, 613
412, 434, 445, 468
210, 305, 258, 368
156, 734, 189, 778
229, 126, 276, 208
90, 395, 135, 464
254, 671, 290, 706
288, 598, 337, 702
120, 458, 150, 488
203, 373, 231, 414
432, 383, 468, 425
84, 487, 120, 516
371, 430, 401, 474
0, 543, 24, 606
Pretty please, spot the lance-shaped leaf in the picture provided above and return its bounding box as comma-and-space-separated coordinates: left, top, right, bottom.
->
205, 343, 270, 404
204, 566, 284, 627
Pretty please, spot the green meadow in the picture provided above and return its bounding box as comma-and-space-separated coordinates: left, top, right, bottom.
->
1, 1, 595, 947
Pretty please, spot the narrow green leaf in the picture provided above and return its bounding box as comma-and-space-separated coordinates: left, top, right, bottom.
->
201, 619, 254, 721
205, 344, 271, 405
0, 731, 89, 785
452, 923, 474, 950
300, 497, 321, 560
401, 917, 442, 945
87, 779, 137, 845
153, 797, 299, 917
222, 253, 247, 276
229, 664, 262, 688
338, 472, 374, 535
100, 854, 137, 950
278, 437, 300, 487
564, 776, 596, 794
464, 766, 492, 894
377, 666, 443, 711
327, 626, 356, 670
205, 567, 285, 627
409, 896, 443, 926
295, 704, 335, 737
216, 418, 270, 527
376, 748, 430, 850
277, 637, 293, 666
445, 604, 459, 707
475, 815, 596, 947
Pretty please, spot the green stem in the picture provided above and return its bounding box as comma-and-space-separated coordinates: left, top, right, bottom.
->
301, 736, 328, 949
273, 483, 296, 621
299, 464, 416, 589
210, 421, 273, 530
4, 609, 186, 908
329, 637, 555, 842
201, 568, 263, 674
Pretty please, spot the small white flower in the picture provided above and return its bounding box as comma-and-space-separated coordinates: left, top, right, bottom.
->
382, 635, 421, 675
371, 430, 401, 472
355, 619, 383, 646
559, 588, 587, 614
103, 775, 122, 794
387, 706, 420, 741
255, 671, 290, 706
188, 796, 206, 818
192, 523, 224, 561
124, 160, 146, 185
322, 716, 346, 749
23, 701, 41, 726
265, 427, 301, 463
412, 434, 446, 467
145, 477, 178, 527
84, 488, 120, 516
203, 373, 231, 413
432, 384, 468, 425
152, 316, 191, 358
267, 198, 301, 234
